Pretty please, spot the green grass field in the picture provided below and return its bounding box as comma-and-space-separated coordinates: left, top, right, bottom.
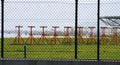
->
1, 38, 120, 60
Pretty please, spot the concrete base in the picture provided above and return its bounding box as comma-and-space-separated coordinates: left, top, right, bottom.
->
0, 59, 120, 65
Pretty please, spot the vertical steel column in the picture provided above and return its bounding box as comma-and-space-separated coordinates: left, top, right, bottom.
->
97, 0, 100, 61
1, 0, 4, 58
75, 0, 78, 59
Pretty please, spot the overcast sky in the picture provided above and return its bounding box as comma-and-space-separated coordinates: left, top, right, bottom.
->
4, 0, 120, 2
3, 0, 120, 31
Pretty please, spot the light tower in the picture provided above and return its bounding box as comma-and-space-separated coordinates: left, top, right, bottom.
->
39, 26, 47, 44
77, 27, 84, 44
64, 26, 72, 44
51, 26, 60, 44
112, 27, 119, 43
26, 26, 36, 44
88, 27, 96, 44
13, 26, 24, 44
101, 27, 108, 44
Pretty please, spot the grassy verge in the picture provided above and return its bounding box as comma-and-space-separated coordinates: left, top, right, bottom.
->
0, 38, 120, 60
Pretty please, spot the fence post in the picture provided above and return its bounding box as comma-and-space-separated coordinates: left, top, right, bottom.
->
75, 0, 78, 59
97, 0, 100, 61
24, 41, 27, 58
1, 0, 4, 58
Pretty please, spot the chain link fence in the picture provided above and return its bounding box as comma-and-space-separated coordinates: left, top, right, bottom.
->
4, 0, 75, 59
78, 1, 97, 59
1, 0, 120, 60
100, 0, 120, 60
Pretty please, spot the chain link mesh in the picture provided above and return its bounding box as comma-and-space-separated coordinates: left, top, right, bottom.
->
78, 1, 97, 59
100, 0, 120, 60
4, 0, 75, 59
1, 0, 120, 60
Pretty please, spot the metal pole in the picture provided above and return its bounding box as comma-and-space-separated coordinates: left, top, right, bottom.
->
75, 0, 78, 59
1, 0, 4, 58
24, 42, 26, 58
97, 0, 100, 61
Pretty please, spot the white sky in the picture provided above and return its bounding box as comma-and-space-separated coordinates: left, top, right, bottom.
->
3, 0, 120, 31
4, 0, 119, 1
4, 0, 120, 4
0, 0, 119, 38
